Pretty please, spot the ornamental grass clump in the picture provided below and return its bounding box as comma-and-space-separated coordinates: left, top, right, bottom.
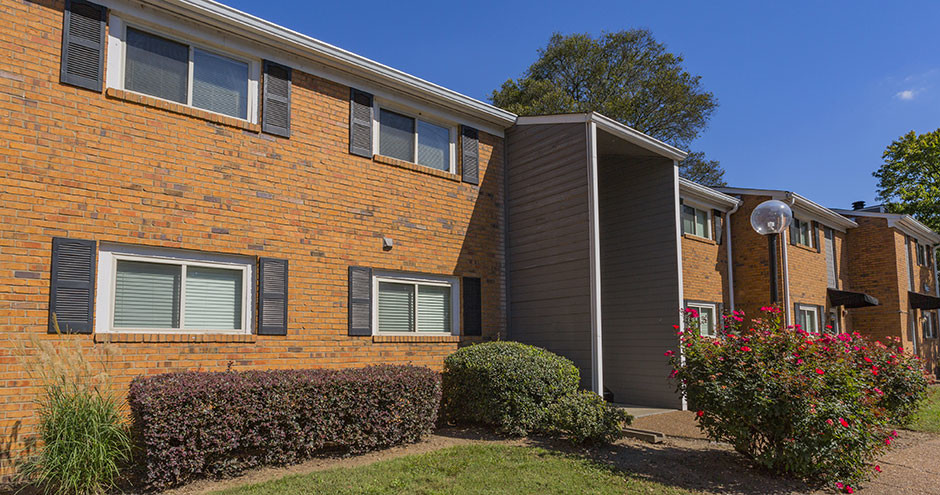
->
667, 306, 927, 492
14, 316, 132, 495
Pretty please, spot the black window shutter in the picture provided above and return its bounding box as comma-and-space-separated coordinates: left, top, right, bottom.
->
714, 211, 724, 244
49, 237, 96, 334
348, 266, 372, 336
349, 89, 374, 157
813, 221, 821, 252
60, 0, 106, 92
789, 220, 798, 246
460, 125, 479, 185
462, 277, 482, 336
262, 61, 291, 137
258, 257, 288, 335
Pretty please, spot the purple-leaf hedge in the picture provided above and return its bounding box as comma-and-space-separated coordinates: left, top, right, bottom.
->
128, 365, 441, 490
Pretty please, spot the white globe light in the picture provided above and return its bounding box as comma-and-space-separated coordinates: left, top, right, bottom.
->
750, 200, 793, 235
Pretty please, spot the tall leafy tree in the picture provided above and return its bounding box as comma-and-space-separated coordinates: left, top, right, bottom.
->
491, 30, 724, 185
873, 129, 940, 232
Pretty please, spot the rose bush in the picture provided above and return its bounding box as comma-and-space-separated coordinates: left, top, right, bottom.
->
668, 306, 928, 492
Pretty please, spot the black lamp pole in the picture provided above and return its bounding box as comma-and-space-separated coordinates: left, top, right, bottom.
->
768, 233, 779, 303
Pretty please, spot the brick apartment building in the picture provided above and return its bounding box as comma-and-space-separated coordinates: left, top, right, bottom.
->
834, 206, 940, 374
718, 188, 876, 333
1, 0, 519, 472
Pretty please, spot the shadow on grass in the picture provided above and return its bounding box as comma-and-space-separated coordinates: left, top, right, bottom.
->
435, 426, 812, 495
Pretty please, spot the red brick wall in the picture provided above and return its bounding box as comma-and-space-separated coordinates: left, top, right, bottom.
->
728, 195, 781, 321
681, 221, 729, 308
0, 0, 505, 474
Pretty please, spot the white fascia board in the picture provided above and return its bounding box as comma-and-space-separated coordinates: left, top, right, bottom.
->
718, 187, 858, 231
121, 0, 516, 132
514, 113, 689, 162
679, 178, 741, 211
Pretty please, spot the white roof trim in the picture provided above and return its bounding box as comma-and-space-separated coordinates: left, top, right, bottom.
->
134, 0, 517, 128
718, 187, 858, 231
515, 112, 689, 161
832, 210, 940, 244
679, 178, 741, 211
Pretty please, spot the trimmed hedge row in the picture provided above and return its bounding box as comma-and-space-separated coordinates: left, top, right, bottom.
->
128, 365, 440, 490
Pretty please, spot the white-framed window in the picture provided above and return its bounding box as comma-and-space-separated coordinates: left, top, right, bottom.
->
916, 242, 928, 267
796, 304, 819, 333
923, 310, 937, 339
687, 302, 717, 337
95, 244, 254, 334
792, 218, 814, 248
681, 204, 712, 240
827, 307, 840, 334
374, 102, 457, 173
107, 15, 260, 122
372, 272, 459, 335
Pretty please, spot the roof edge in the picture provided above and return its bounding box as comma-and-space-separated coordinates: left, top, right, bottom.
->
679, 178, 742, 210
514, 112, 689, 161
719, 187, 858, 230
833, 209, 940, 244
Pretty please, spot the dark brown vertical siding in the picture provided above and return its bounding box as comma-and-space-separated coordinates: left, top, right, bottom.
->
506, 123, 594, 386
598, 154, 683, 408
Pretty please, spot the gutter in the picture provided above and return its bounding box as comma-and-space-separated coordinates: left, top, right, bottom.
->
783, 192, 795, 326
726, 200, 741, 312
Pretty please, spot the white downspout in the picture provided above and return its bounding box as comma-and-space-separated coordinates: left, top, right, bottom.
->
782, 193, 796, 327
726, 200, 740, 312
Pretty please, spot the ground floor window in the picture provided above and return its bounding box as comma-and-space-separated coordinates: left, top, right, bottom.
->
374, 272, 458, 334
796, 304, 819, 333
687, 302, 718, 337
923, 310, 938, 339
96, 244, 253, 334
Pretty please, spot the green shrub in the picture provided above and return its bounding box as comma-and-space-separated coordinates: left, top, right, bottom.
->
668, 306, 928, 492
441, 341, 580, 435
543, 391, 632, 444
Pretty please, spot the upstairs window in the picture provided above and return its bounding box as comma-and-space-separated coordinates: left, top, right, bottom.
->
916, 242, 928, 266
378, 108, 454, 172
792, 218, 814, 248
681, 205, 711, 240
121, 25, 252, 120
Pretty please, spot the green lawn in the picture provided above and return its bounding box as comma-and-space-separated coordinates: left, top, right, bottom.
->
212, 444, 696, 495
908, 385, 940, 433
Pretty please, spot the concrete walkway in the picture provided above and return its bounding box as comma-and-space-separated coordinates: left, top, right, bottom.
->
617, 404, 678, 418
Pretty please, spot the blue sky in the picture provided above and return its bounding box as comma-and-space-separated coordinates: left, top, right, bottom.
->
227, 0, 940, 209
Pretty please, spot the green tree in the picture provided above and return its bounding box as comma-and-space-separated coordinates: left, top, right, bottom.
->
873, 129, 940, 232
491, 30, 723, 183
680, 152, 727, 187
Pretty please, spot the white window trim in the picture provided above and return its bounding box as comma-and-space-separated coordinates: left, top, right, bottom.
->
95, 243, 254, 334
371, 271, 459, 336
107, 14, 261, 124
681, 202, 713, 240
797, 304, 820, 332
923, 311, 937, 339
372, 99, 457, 174
793, 218, 814, 248
687, 302, 717, 337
